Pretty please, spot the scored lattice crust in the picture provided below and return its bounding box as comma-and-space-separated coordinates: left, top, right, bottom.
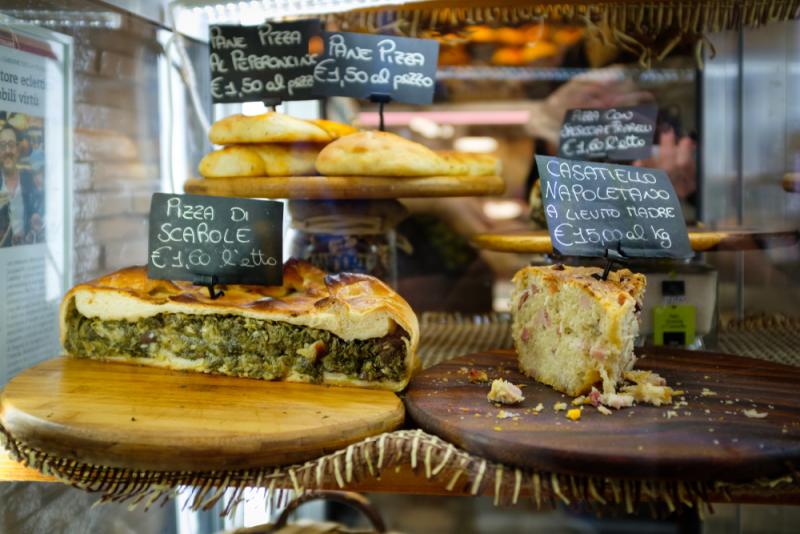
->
60, 260, 420, 391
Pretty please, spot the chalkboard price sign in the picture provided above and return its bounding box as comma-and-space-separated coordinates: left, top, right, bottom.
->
147, 193, 284, 286
312, 31, 439, 105
558, 104, 658, 161
535, 155, 692, 259
209, 20, 321, 104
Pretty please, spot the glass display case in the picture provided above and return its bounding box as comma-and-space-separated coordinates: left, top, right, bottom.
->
1, 1, 799, 533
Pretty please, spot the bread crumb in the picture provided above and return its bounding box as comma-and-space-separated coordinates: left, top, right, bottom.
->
665, 410, 678, 419
497, 410, 519, 420
566, 408, 582, 421
743, 409, 768, 419
553, 402, 567, 411
571, 395, 589, 406
468, 369, 489, 383
493, 426, 502, 432
701, 388, 717, 397
532, 403, 544, 414
487, 378, 525, 405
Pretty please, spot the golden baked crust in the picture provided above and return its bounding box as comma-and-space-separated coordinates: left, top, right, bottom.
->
315, 131, 454, 177
209, 112, 332, 144
437, 151, 501, 176
60, 260, 420, 391
513, 265, 646, 307
309, 119, 359, 140
198, 143, 323, 178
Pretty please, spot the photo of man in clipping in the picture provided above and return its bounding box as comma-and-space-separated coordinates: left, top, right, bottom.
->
0, 111, 45, 246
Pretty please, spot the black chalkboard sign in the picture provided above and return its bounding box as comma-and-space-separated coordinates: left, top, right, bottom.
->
209, 20, 321, 104
147, 193, 283, 285
558, 104, 658, 161
312, 31, 439, 105
535, 155, 692, 259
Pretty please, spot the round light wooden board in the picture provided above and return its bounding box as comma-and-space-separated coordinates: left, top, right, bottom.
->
184, 175, 505, 199
404, 348, 800, 482
470, 228, 800, 254
0, 357, 405, 471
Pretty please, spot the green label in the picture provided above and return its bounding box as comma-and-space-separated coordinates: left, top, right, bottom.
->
653, 305, 696, 346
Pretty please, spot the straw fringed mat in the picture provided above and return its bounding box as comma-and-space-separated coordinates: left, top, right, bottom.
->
418, 312, 513, 369
3, 423, 800, 517
418, 312, 800, 368
718, 314, 800, 367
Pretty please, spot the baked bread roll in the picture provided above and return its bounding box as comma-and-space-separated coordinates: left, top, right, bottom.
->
438, 151, 501, 176
511, 264, 645, 396
308, 119, 359, 140
60, 260, 420, 391
209, 112, 332, 144
315, 131, 454, 177
198, 143, 323, 178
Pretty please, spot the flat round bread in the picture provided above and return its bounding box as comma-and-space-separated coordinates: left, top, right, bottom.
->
438, 151, 501, 176
61, 260, 420, 392
309, 119, 359, 140
209, 112, 332, 144
198, 143, 323, 178
315, 131, 452, 177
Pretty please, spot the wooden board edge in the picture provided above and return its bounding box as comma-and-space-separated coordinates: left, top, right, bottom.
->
470, 230, 800, 253
184, 175, 505, 199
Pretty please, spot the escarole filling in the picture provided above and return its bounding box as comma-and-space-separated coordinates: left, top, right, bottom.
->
64, 303, 408, 383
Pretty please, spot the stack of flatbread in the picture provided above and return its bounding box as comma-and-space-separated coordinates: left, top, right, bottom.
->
199, 113, 501, 179
199, 112, 359, 178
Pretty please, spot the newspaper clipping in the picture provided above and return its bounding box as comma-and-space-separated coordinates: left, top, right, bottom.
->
0, 30, 68, 386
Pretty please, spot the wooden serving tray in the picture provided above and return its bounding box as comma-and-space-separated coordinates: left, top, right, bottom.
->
470, 228, 800, 254
184, 174, 505, 199
404, 348, 800, 482
0, 357, 404, 471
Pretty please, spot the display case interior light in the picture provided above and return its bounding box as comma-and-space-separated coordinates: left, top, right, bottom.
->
174, 0, 421, 24
0, 10, 122, 29
454, 136, 498, 153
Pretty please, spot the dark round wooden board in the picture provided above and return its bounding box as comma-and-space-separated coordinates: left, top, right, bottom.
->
404, 348, 800, 482
470, 228, 800, 254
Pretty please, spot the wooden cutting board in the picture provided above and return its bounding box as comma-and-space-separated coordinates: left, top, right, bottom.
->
0, 357, 404, 471
183, 174, 505, 199
404, 348, 800, 482
470, 228, 800, 253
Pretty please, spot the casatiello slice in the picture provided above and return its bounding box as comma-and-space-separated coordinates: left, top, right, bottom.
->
510, 264, 646, 396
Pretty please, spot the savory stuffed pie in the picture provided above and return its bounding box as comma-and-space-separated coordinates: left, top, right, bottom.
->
60, 260, 420, 391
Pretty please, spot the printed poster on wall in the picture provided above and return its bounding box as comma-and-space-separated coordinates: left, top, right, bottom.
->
0, 24, 72, 386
